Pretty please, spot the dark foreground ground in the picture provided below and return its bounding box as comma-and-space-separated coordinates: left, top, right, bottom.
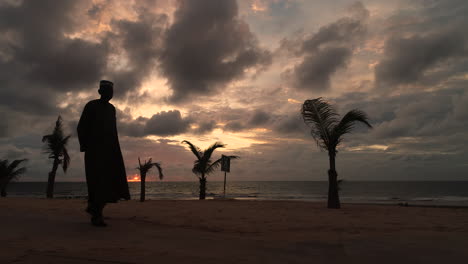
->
1, 198, 468, 264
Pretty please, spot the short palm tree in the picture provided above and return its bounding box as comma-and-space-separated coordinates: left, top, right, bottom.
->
137, 157, 163, 202
182, 141, 238, 200
302, 98, 372, 209
0, 159, 27, 197
42, 116, 71, 198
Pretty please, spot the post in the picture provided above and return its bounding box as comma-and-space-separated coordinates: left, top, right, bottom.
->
223, 171, 227, 197
221, 155, 231, 198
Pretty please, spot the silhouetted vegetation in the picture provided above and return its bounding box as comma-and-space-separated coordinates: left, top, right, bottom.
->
42, 116, 70, 199
182, 140, 236, 200
137, 157, 163, 202
302, 98, 372, 209
0, 159, 27, 197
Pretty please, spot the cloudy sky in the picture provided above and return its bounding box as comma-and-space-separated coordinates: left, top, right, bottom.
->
1, 0, 467, 182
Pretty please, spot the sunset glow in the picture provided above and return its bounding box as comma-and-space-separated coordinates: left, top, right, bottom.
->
128, 175, 140, 182
1, 0, 467, 182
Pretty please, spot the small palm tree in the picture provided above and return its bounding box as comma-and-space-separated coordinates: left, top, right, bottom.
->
137, 157, 163, 202
42, 116, 71, 199
182, 141, 238, 200
0, 159, 27, 197
302, 98, 372, 209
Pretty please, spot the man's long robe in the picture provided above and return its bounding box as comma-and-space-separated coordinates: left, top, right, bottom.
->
77, 99, 130, 203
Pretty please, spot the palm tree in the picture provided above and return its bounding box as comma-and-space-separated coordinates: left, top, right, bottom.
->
302, 98, 372, 209
0, 159, 27, 197
42, 116, 71, 198
182, 141, 238, 200
137, 157, 163, 202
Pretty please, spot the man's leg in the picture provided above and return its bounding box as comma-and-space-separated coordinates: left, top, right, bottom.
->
89, 201, 107, 227
86, 200, 96, 216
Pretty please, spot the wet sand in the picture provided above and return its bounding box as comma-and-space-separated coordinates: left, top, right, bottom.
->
1, 198, 468, 264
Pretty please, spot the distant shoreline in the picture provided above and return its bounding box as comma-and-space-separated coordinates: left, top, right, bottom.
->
10, 180, 468, 183
6, 181, 468, 207
3, 196, 468, 209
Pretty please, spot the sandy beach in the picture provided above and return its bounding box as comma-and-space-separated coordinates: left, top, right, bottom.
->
1, 198, 468, 264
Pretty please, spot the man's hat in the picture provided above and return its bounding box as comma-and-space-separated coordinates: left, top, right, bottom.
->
100, 80, 113, 88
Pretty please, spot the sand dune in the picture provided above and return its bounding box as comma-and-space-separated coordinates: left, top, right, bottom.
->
1, 198, 468, 263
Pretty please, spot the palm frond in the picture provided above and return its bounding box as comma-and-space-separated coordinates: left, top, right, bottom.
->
137, 157, 153, 175
142, 158, 153, 172
332, 109, 372, 147
1, 159, 27, 183
62, 147, 70, 173
137, 157, 164, 180
201, 142, 225, 163
197, 142, 225, 175
206, 158, 222, 174
41, 135, 52, 143
62, 135, 71, 147
153, 162, 164, 180
182, 140, 202, 160
42, 116, 71, 163
192, 160, 203, 176
302, 98, 338, 151
7, 159, 27, 172
184, 141, 227, 179
10, 167, 27, 181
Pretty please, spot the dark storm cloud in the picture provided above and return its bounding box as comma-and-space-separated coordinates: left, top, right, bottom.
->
145, 110, 191, 136
118, 106, 273, 137
0, 112, 8, 138
373, 0, 468, 88
160, 0, 272, 103
281, 2, 368, 91
332, 86, 468, 155
193, 120, 218, 134
273, 114, 308, 135
291, 47, 352, 91
224, 121, 245, 132
0, 0, 108, 93
375, 29, 468, 86
248, 110, 270, 126
0, 0, 110, 120
119, 110, 191, 137
223, 109, 273, 132
0, 0, 169, 117
368, 88, 467, 140
0, 0, 270, 116
106, 10, 168, 97
186, 107, 303, 135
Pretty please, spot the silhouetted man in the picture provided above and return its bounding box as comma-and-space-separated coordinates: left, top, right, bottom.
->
77, 80, 130, 227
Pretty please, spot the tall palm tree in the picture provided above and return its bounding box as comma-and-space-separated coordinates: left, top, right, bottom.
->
137, 157, 163, 202
302, 98, 372, 209
0, 159, 27, 197
42, 116, 71, 198
182, 141, 238, 200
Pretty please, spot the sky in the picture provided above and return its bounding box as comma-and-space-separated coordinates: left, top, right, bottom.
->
1, 0, 467, 182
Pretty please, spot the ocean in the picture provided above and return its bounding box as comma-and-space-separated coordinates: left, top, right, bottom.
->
4, 181, 468, 206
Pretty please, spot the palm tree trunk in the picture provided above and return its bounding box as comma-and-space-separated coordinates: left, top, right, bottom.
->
199, 176, 206, 200
328, 152, 340, 209
140, 173, 146, 202
46, 158, 59, 199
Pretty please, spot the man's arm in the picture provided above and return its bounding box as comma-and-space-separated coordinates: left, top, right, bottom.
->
77, 102, 92, 152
